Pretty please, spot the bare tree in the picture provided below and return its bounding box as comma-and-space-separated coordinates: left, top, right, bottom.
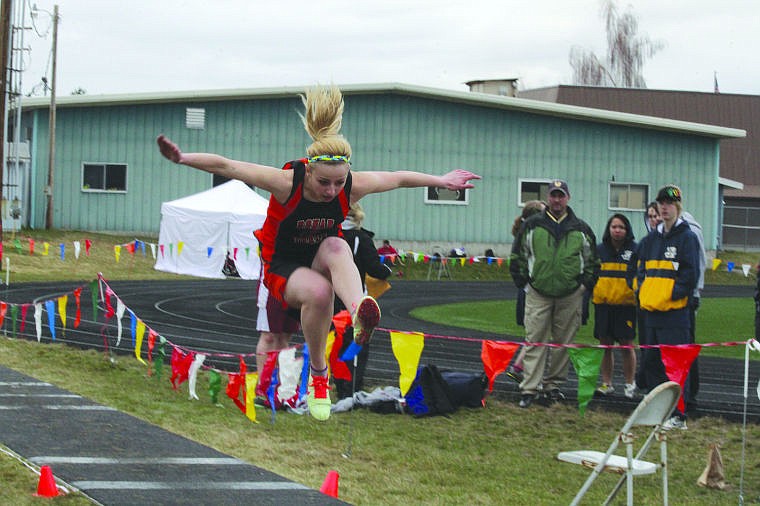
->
570, 0, 663, 88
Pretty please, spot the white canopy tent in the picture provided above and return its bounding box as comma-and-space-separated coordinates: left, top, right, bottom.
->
154, 180, 269, 279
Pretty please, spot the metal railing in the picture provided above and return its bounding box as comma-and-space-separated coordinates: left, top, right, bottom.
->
722, 206, 760, 251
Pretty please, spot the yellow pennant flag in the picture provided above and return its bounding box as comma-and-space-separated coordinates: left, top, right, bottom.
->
134, 320, 147, 365
712, 258, 722, 271
43, 242, 50, 256
178, 241, 185, 256
57, 295, 68, 329
459, 258, 466, 267
325, 330, 336, 364
390, 331, 425, 396
114, 245, 121, 263
245, 373, 259, 423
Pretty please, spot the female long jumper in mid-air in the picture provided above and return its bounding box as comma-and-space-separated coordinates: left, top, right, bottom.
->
156, 85, 480, 421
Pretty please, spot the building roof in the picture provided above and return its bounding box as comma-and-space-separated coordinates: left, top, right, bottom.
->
518, 85, 757, 194
19, 82, 745, 140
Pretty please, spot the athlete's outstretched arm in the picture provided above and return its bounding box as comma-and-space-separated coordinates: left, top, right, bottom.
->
156, 135, 292, 198
351, 169, 481, 200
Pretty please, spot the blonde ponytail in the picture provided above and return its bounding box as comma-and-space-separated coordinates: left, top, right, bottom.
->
300, 85, 352, 161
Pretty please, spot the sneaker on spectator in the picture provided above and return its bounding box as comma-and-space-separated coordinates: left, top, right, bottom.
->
624, 383, 637, 399
254, 396, 271, 408
596, 383, 615, 395
518, 393, 536, 408
662, 415, 688, 431
505, 365, 524, 384
307, 374, 332, 421
353, 296, 381, 345
546, 388, 566, 404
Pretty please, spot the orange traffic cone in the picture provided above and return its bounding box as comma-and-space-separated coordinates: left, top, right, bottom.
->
35, 465, 59, 497
319, 470, 339, 498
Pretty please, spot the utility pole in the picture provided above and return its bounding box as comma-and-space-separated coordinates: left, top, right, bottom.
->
44, 4, 58, 229
0, 0, 12, 250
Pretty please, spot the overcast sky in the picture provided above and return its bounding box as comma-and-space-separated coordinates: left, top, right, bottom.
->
12, 0, 760, 98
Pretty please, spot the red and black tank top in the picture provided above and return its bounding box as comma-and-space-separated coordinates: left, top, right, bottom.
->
255, 159, 352, 268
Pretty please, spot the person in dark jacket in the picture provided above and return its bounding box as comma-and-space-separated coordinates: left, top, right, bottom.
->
755, 261, 760, 340
510, 179, 598, 408
334, 202, 392, 399
504, 200, 545, 384
593, 214, 638, 398
636, 184, 699, 430
644, 201, 661, 233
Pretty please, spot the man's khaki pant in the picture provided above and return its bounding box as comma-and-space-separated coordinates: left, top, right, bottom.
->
520, 286, 584, 395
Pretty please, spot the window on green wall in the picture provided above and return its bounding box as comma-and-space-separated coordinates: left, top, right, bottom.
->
82, 163, 127, 192
425, 187, 468, 205
609, 182, 648, 210
518, 179, 551, 204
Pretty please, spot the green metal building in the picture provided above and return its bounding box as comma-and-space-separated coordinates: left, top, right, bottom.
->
14, 83, 745, 255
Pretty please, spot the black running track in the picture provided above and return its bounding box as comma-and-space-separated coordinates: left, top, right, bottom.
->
1, 278, 758, 504
2, 278, 758, 422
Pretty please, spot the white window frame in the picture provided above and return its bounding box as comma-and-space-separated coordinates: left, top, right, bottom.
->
424, 187, 469, 205
81, 162, 128, 193
608, 182, 649, 211
517, 178, 553, 206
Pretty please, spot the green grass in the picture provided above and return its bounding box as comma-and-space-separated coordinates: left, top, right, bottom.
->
1, 229, 191, 283
0, 338, 758, 505
1, 230, 759, 503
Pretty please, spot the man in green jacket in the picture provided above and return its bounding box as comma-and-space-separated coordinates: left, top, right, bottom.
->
510, 179, 598, 408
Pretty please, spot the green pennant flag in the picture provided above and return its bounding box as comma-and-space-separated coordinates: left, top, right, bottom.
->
208, 370, 222, 405
10, 304, 18, 337
89, 280, 99, 320
13, 238, 22, 253
154, 336, 167, 379
568, 347, 604, 416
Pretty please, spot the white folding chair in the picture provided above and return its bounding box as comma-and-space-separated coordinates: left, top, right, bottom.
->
557, 381, 681, 506
426, 246, 451, 280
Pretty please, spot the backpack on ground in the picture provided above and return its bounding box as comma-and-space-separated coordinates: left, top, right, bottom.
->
404, 364, 486, 417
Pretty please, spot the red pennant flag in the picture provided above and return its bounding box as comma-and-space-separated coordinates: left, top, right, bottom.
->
328, 330, 351, 381
332, 310, 352, 340
480, 340, 520, 392
660, 344, 702, 413
147, 330, 157, 375
170, 348, 195, 390
84, 239, 92, 256
256, 351, 279, 398
233, 247, 239, 261
225, 356, 248, 412
104, 289, 115, 319
329, 311, 353, 380
127, 243, 135, 255
226, 373, 246, 412
159, 244, 165, 258
20, 304, 29, 333
0, 302, 7, 329
73, 287, 82, 328
29, 239, 35, 255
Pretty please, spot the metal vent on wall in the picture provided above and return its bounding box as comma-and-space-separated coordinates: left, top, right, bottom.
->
185, 108, 206, 129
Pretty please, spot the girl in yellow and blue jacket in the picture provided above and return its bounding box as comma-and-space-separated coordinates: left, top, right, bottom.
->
593, 214, 638, 399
